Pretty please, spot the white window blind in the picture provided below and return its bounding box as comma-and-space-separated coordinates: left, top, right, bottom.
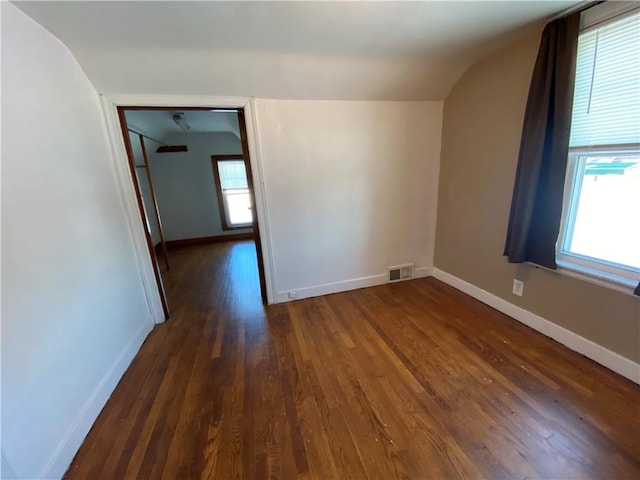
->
215, 159, 252, 227
569, 8, 640, 148
218, 160, 248, 190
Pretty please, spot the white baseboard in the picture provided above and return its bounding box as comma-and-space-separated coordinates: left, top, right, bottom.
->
276, 266, 433, 303
414, 267, 434, 279
39, 320, 153, 479
432, 268, 640, 385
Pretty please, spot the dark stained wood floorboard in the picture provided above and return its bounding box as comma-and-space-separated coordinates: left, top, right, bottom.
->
65, 240, 640, 479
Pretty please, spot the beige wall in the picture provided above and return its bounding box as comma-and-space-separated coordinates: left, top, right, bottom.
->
435, 28, 640, 363
255, 100, 442, 302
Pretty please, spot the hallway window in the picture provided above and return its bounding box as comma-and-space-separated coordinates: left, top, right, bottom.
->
212, 156, 253, 229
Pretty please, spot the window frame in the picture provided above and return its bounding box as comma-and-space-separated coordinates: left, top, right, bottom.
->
557, 145, 640, 288
556, 4, 640, 294
211, 154, 253, 230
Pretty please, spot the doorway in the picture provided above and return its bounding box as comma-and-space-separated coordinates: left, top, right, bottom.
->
117, 106, 268, 318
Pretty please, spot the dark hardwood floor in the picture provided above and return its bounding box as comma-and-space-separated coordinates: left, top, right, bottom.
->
65, 240, 640, 479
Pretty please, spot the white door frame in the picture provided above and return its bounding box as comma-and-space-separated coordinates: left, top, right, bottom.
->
99, 94, 277, 324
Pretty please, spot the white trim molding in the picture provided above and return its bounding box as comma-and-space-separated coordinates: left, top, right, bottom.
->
277, 266, 433, 303
99, 94, 277, 307
432, 268, 640, 385
38, 321, 152, 479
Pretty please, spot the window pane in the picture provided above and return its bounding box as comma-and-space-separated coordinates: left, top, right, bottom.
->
569, 10, 640, 147
226, 191, 252, 225
216, 159, 252, 226
218, 160, 248, 190
566, 154, 640, 269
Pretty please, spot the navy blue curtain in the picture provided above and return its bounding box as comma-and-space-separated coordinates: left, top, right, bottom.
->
504, 13, 580, 269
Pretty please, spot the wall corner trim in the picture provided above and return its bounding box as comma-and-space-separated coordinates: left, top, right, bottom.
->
37, 320, 152, 479
431, 268, 640, 385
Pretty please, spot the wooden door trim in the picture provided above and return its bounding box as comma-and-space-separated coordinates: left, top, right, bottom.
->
138, 134, 170, 272
117, 107, 170, 320
101, 95, 276, 305
237, 109, 268, 302
116, 104, 270, 306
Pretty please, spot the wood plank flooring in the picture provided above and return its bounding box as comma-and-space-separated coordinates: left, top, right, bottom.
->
65, 240, 640, 479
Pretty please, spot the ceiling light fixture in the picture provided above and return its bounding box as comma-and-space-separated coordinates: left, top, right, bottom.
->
171, 112, 191, 131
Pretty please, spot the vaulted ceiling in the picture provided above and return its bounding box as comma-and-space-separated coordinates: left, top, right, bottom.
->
13, 0, 580, 100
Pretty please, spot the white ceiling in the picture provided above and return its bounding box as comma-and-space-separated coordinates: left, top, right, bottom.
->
13, 0, 580, 100
124, 110, 241, 140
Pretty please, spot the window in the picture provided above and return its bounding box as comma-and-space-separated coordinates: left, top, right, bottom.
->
558, 5, 640, 287
212, 155, 253, 229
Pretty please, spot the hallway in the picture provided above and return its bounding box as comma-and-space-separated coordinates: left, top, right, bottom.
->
65, 241, 639, 479
162, 239, 264, 320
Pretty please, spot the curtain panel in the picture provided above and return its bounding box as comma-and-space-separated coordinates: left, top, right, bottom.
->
503, 13, 580, 269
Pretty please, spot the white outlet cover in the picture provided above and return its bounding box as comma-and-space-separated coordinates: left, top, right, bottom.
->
512, 279, 524, 296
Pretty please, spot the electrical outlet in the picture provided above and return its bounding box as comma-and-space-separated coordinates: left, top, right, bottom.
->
512, 279, 524, 297
288, 291, 298, 299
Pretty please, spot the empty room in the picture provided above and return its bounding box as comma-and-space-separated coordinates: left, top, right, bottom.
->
2, 1, 639, 479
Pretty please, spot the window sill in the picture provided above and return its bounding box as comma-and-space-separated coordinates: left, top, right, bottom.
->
555, 260, 639, 297
221, 224, 253, 231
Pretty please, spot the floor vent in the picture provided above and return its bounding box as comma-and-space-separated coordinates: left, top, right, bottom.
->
388, 264, 414, 283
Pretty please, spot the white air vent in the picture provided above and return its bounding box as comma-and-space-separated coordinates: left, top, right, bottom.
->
388, 264, 414, 283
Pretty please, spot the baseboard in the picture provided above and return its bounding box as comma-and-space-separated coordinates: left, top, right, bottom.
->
432, 268, 640, 385
165, 232, 254, 248
276, 266, 433, 303
39, 320, 153, 479
415, 266, 434, 279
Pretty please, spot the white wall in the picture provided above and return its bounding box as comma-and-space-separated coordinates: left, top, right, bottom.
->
149, 132, 253, 241
1, 4, 153, 479
254, 100, 442, 301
